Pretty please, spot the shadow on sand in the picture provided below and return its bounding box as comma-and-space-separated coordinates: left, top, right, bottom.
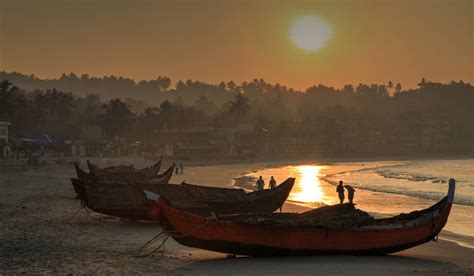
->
175, 254, 467, 275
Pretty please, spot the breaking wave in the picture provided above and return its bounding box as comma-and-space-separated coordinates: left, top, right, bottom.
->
323, 174, 474, 207
375, 168, 448, 183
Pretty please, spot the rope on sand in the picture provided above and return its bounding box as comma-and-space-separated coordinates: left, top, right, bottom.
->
133, 215, 217, 258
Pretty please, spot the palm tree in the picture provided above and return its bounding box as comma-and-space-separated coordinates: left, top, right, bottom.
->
99, 99, 135, 138
0, 80, 20, 120
48, 89, 75, 120
75, 94, 102, 125
0, 80, 18, 93
32, 90, 50, 127
228, 93, 250, 125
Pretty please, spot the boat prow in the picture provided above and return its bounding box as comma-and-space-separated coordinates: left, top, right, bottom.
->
149, 164, 175, 184
140, 159, 162, 178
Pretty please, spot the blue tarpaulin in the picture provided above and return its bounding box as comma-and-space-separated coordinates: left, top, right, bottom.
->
9, 131, 55, 145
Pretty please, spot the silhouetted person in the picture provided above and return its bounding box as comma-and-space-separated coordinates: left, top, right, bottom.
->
336, 181, 345, 204
345, 185, 355, 204
256, 176, 265, 191
269, 176, 276, 189
179, 162, 184, 174
174, 163, 179, 174
173, 162, 179, 175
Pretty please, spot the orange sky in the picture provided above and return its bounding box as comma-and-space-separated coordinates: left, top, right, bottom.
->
0, 0, 472, 90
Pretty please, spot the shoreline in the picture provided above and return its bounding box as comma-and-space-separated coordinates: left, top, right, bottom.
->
2, 153, 474, 169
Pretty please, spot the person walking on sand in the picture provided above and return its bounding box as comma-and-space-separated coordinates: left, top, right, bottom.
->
345, 185, 355, 204
256, 176, 265, 191
269, 176, 277, 189
179, 162, 184, 175
336, 181, 345, 204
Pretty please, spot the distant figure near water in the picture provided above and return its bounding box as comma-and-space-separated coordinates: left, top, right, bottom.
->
256, 176, 265, 191
179, 162, 184, 175
336, 181, 345, 204
173, 162, 179, 175
345, 185, 355, 204
269, 176, 276, 189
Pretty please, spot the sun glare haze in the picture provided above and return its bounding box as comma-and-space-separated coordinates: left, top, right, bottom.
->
289, 16, 332, 51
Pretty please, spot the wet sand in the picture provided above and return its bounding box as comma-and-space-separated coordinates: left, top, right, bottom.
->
0, 163, 473, 274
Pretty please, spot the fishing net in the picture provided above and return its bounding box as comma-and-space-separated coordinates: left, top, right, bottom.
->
219, 204, 375, 229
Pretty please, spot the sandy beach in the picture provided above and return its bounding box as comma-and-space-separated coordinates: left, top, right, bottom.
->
1, 161, 473, 275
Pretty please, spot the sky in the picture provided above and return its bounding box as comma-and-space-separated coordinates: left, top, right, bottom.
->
0, 0, 472, 90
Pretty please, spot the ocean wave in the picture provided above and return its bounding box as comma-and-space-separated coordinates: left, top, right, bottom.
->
323, 176, 474, 207
375, 169, 448, 183
232, 175, 257, 191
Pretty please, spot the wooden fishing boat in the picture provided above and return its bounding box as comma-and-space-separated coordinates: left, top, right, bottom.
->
70, 177, 295, 221
86, 160, 134, 173
153, 180, 456, 256
86, 160, 161, 178
74, 162, 173, 183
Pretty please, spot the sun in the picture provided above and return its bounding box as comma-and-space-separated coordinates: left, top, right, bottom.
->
289, 16, 332, 52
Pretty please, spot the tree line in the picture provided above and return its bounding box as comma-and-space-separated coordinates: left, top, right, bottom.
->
0, 73, 473, 154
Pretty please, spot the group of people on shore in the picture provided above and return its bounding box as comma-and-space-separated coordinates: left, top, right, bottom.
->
254, 175, 356, 204
336, 180, 355, 204
255, 176, 277, 191
173, 162, 184, 175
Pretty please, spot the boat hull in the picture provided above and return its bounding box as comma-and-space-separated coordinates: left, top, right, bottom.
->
158, 197, 452, 256
74, 163, 174, 184
71, 177, 295, 222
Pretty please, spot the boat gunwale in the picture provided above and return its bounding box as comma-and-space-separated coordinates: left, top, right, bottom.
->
158, 192, 451, 233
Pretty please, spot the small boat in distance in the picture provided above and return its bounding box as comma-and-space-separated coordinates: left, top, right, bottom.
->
71, 177, 295, 221
87, 160, 134, 173
74, 162, 173, 183
152, 180, 456, 256
86, 159, 162, 179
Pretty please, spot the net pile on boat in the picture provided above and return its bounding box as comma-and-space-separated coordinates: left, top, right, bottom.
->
84, 183, 148, 210
219, 204, 375, 229
89, 171, 150, 182
83, 182, 211, 211
99, 165, 135, 172
182, 183, 247, 202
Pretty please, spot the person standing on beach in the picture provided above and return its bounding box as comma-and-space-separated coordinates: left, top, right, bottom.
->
179, 162, 184, 174
173, 162, 179, 175
269, 176, 276, 189
336, 181, 345, 204
256, 176, 265, 191
345, 185, 355, 204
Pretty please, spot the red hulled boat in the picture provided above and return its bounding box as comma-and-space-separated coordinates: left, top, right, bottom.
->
154, 180, 456, 256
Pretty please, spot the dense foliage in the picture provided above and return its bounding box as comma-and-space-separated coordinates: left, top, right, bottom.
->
1, 72, 473, 154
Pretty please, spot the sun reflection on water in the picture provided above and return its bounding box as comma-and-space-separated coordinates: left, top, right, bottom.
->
291, 165, 325, 203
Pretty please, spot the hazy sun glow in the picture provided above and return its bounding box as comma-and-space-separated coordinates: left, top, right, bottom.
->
292, 165, 325, 202
289, 16, 332, 51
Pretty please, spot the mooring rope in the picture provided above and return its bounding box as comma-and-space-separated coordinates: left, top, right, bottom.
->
133, 214, 217, 257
